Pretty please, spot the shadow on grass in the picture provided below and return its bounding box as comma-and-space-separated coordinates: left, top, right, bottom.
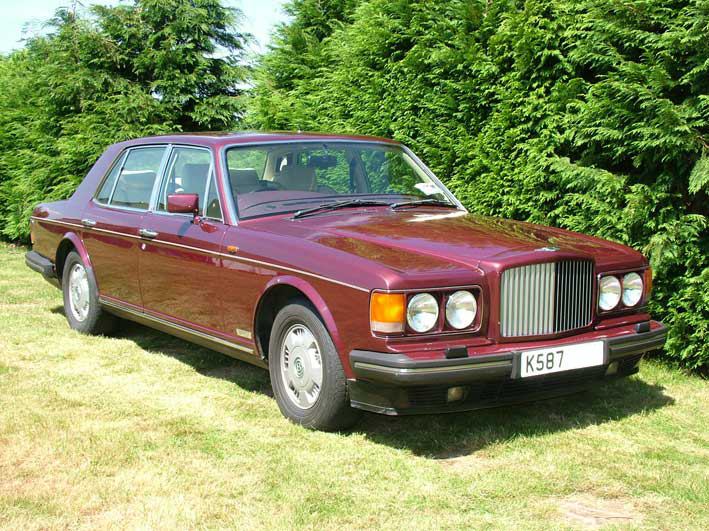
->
113, 318, 274, 396
60, 307, 674, 458
354, 377, 673, 458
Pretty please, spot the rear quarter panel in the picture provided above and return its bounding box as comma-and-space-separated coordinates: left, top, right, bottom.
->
31, 143, 125, 265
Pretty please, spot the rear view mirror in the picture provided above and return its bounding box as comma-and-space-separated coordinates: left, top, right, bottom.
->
167, 193, 199, 218
307, 155, 338, 168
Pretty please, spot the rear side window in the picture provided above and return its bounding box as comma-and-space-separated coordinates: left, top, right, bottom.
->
95, 154, 125, 204
106, 147, 166, 209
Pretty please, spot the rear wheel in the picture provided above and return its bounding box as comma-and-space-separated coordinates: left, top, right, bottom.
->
268, 299, 361, 431
62, 251, 116, 335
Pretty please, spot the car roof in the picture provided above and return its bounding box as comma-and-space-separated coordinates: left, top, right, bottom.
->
115, 131, 401, 149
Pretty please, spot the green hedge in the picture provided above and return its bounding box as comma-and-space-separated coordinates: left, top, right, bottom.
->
250, 0, 709, 372
0, 0, 247, 242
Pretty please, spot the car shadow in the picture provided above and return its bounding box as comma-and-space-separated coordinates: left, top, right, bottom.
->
113, 319, 275, 396
353, 377, 674, 458
50, 305, 272, 394
58, 308, 675, 458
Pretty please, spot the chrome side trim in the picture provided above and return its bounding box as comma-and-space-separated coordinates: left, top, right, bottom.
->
142, 236, 370, 292
222, 251, 370, 292
88, 226, 141, 240
32, 218, 370, 292
99, 297, 254, 355
30, 218, 83, 230
32, 217, 142, 240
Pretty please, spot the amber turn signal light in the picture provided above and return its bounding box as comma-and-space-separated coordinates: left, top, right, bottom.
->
370, 293, 405, 334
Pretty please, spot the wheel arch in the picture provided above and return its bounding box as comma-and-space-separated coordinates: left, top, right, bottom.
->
55, 233, 93, 282
253, 276, 343, 362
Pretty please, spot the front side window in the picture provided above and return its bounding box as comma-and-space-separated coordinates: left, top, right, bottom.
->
226, 142, 454, 219
204, 176, 223, 220
156, 147, 212, 213
103, 147, 166, 209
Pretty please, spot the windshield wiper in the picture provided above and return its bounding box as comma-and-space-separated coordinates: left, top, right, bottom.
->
292, 199, 390, 219
389, 198, 457, 210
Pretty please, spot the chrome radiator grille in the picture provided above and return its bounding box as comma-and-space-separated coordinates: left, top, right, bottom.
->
500, 260, 594, 337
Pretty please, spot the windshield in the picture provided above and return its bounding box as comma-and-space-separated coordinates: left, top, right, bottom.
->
225, 142, 456, 219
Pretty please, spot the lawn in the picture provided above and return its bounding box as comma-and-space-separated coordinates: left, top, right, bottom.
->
0, 243, 707, 530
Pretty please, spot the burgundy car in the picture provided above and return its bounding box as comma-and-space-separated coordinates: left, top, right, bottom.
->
26, 132, 667, 430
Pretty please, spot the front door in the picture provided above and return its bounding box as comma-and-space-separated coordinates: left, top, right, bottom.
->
82, 145, 168, 308
138, 146, 228, 334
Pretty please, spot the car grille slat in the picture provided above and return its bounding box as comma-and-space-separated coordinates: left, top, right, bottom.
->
500, 259, 593, 337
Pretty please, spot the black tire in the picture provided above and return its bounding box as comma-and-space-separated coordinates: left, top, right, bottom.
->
268, 299, 361, 431
61, 251, 116, 335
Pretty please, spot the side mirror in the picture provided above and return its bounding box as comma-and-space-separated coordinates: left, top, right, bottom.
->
167, 193, 200, 220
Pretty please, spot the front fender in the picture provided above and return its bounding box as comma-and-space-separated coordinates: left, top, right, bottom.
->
256, 275, 345, 359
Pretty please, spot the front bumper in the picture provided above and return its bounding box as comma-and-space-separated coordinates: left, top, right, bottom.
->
348, 322, 667, 415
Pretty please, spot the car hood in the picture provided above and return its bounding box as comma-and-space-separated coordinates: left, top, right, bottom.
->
244, 208, 644, 284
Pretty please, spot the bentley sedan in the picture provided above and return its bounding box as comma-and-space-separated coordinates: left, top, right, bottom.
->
26, 132, 667, 430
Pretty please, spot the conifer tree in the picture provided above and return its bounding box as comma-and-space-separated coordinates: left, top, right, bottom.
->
251, 0, 709, 370
0, 0, 248, 241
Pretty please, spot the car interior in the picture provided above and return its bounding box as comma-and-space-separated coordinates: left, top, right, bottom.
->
228, 147, 360, 197
111, 170, 156, 209
158, 156, 222, 219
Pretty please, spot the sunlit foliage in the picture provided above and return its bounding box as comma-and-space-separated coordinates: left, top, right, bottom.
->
251, 0, 709, 371
0, 0, 248, 241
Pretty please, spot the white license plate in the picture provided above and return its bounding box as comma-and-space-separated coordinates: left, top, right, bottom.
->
518, 341, 604, 378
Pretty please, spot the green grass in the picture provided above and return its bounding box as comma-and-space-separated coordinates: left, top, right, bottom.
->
0, 243, 707, 530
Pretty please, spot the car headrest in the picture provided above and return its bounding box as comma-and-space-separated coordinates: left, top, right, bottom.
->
179, 163, 209, 195
112, 170, 155, 208
275, 164, 315, 192
183, 163, 210, 179
119, 170, 155, 188
231, 169, 260, 186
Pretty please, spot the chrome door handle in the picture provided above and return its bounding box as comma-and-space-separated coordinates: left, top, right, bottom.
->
138, 228, 158, 239
81, 218, 96, 228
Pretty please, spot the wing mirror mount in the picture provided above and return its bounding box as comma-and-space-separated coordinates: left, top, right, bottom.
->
167, 193, 201, 224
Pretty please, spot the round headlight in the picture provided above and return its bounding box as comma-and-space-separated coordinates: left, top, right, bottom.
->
407, 293, 439, 333
598, 275, 621, 311
622, 272, 643, 307
445, 290, 477, 329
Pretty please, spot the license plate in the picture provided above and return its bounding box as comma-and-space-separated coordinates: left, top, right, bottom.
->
517, 341, 604, 378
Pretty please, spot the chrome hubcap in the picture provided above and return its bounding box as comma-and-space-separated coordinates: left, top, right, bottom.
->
280, 324, 323, 409
68, 263, 90, 322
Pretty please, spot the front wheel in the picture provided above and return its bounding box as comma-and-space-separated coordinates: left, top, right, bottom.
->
268, 300, 361, 431
62, 251, 116, 335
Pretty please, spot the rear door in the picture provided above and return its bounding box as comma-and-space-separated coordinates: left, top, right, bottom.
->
138, 146, 228, 334
82, 145, 168, 308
